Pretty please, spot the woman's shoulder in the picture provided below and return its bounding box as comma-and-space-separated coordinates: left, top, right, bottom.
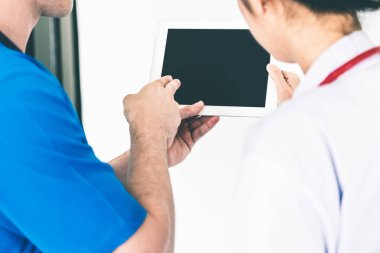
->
243, 94, 331, 157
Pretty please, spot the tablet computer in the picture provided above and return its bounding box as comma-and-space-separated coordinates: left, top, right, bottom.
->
151, 22, 277, 117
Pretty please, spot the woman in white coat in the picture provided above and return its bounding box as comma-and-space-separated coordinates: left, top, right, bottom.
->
230, 0, 380, 252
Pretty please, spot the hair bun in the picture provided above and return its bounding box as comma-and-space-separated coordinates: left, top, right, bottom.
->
295, 0, 380, 13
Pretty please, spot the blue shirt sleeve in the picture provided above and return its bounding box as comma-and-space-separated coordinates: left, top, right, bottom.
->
0, 52, 147, 253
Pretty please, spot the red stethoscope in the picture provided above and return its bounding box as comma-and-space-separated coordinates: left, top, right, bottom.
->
319, 46, 380, 86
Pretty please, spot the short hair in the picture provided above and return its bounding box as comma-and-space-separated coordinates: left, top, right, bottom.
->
294, 0, 380, 13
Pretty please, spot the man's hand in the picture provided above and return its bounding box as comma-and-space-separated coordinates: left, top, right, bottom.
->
123, 75, 182, 147
267, 64, 301, 105
168, 101, 220, 167
118, 76, 183, 253
110, 89, 220, 185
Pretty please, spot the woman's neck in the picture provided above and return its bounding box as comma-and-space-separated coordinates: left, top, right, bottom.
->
290, 13, 360, 73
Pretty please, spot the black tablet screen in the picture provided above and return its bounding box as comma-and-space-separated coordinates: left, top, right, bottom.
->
162, 29, 270, 107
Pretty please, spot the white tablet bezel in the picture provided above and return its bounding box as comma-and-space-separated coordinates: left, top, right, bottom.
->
151, 21, 278, 117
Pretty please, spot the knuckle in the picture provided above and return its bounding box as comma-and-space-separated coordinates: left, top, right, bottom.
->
123, 94, 133, 104
149, 82, 158, 89
156, 80, 164, 86
155, 77, 164, 83
150, 80, 161, 88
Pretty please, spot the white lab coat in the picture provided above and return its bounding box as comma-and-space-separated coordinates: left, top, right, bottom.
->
228, 31, 380, 253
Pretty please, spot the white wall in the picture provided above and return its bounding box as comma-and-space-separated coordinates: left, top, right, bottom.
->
76, 2, 380, 252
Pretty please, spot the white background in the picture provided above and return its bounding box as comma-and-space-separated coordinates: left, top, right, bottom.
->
76, 1, 380, 252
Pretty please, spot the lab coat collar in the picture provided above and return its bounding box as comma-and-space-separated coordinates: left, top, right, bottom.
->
294, 30, 374, 98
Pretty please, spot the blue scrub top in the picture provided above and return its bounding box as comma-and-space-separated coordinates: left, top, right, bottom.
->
0, 32, 147, 253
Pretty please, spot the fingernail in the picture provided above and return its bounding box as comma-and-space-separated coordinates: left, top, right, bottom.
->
167, 75, 173, 81
175, 79, 181, 85
266, 64, 274, 72
195, 101, 204, 107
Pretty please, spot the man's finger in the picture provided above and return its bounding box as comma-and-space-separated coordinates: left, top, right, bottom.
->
180, 101, 204, 119
156, 75, 173, 87
191, 116, 220, 143
189, 116, 220, 132
167, 136, 175, 150
165, 79, 181, 95
188, 116, 212, 131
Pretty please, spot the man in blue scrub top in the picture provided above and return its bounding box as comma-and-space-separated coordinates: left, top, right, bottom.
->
0, 1, 220, 252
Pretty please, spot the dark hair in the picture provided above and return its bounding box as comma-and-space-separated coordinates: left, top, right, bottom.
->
294, 0, 380, 13
241, 0, 380, 13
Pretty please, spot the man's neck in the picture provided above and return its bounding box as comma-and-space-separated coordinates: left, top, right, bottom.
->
0, 0, 40, 52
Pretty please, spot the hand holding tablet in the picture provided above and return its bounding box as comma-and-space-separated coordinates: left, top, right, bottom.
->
151, 22, 278, 117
